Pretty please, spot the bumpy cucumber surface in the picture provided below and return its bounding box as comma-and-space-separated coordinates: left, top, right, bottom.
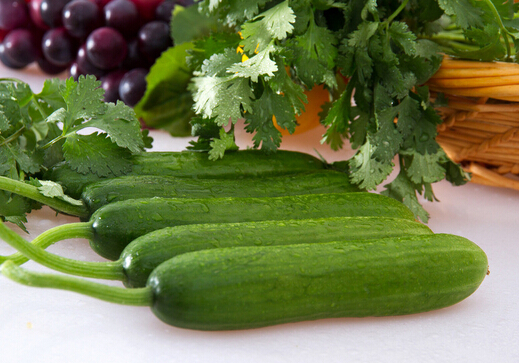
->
46, 150, 327, 198
90, 192, 416, 260
81, 170, 361, 214
121, 216, 433, 287
148, 234, 488, 330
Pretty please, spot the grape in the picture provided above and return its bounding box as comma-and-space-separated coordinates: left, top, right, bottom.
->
118, 67, 147, 106
138, 20, 172, 61
0, 0, 29, 31
40, 0, 72, 28
130, 0, 162, 22
0, 28, 40, 68
85, 26, 127, 69
62, 0, 101, 38
91, 0, 111, 9
103, 0, 139, 37
100, 69, 126, 102
28, 0, 49, 30
41, 27, 77, 66
122, 37, 150, 69
155, 0, 176, 23
37, 56, 68, 74
69, 43, 107, 80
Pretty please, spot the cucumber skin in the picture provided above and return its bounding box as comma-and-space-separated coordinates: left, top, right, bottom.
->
121, 216, 433, 288
148, 234, 488, 331
46, 150, 326, 199
90, 192, 416, 260
81, 170, 361, 215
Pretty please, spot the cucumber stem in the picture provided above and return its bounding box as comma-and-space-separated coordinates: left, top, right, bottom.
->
1, 260, 152, 306
0, 221, 123, 280
0, 177, 89, 218
0, 221, 94, 265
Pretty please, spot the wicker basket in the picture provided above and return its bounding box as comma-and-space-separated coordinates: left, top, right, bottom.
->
427, 56, 519, 191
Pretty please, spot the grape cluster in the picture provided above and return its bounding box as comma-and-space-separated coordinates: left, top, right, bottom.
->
0, 0, 194, 106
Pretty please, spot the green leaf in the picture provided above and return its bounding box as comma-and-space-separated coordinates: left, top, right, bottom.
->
406, 150, 447, 185
381, 170, 430, 222
63, 133, 133, 177
227, 43, 278, 82
37, 180, 84, 206
85, 101, 145, 153
59, 76, 106, 132
240, 1, 296, 53
134, 42, 196, 136
437, 0, 483, 29
349, 139, 394, 190
208, 128, 238, 160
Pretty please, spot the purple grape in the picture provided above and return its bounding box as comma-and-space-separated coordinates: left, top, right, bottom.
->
121, 37, 149, 69
100, 69, 126, 102
28, 0, 49, 30
155, 0, 176, 23
41, 27, 77, 66
0, 42, 24, 69
0, 29, 40, 68
0, 0, 29, 31
69, 43, 107, 80
118, 67, 147, 106
138, 20, 172, 61
62, 0, 101, 39
85, 26, 127, 70
40, 0, 72, 28
103, 0, 140, 37
37, 57, 68, 74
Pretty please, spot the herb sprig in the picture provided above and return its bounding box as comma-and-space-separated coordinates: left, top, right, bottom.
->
136, 0, 519, 221
0, 76, 151, 229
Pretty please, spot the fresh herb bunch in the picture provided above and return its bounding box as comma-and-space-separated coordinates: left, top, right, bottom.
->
137, 0, 519, 221
0, 76, 151, 229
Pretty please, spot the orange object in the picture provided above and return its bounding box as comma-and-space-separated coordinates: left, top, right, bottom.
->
274, 83, 330, 136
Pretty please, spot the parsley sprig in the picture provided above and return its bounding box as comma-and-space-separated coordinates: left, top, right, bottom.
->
0, 76, 151, 229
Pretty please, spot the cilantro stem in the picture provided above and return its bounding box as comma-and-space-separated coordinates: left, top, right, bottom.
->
0, 176, 89, 218
481, 0, 512, 59
386, 0, 410, 25
0, 126, 25, 146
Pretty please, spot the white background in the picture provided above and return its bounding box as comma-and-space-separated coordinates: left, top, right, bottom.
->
0, 63, 518, 363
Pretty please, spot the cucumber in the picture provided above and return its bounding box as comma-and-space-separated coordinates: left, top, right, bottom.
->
1, 234, 488, 331
119, 216, 432, 287
0, 216, 432, 287
9, 192, 417, 262
149, 234, 488, 330
88, 192, 417, 260
81, 170, 361, 215
45, 150, 327, 198
0, 170, 360, 219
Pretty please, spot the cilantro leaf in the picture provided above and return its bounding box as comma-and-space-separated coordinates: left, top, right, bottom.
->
381, 169, 430, 223
208, 128, 239, 160
62, 133, 133, 177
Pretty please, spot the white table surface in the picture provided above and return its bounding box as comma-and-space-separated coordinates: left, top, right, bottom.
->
0, 63, 518, 363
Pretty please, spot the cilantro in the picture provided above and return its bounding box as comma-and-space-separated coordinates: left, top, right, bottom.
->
0, 76, 150, 227
136, 0, 511, 221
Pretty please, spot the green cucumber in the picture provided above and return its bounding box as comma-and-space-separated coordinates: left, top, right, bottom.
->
80, 170, 361, 215
89, 192, 416, 260
0, 216, 432, 287
5, 192, 417, 262
45, 150, 327, 198
0, 170, 360, 219
1, 234, 489, 331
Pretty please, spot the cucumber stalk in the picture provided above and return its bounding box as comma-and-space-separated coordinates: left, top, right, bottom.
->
0, 176, 89, 218
1, 260, 151, 306
0, 221, 94, 266
0, 221, 122, 280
